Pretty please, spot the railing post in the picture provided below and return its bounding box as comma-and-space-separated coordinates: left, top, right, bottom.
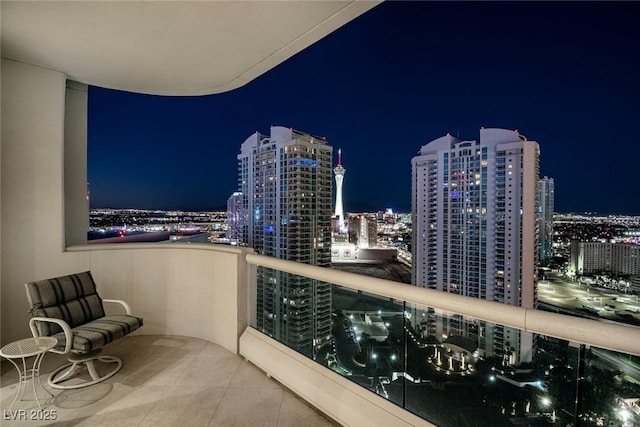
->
402, 301, 407, 410
245, 249, 257, 333
574, 344, 586, 427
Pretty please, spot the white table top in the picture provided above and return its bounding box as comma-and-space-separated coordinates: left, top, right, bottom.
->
0, 337, 57, 358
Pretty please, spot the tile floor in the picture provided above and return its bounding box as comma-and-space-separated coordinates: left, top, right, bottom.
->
0, 335, 338, 426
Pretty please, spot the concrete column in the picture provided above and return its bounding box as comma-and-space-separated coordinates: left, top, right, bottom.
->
1, 59, 88, 344
64, 80, 89, 246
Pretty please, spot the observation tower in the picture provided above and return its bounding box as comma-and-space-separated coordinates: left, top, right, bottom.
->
334, 149, 346, 233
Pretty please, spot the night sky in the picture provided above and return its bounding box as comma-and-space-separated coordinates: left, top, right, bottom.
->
88, 1, 640, 215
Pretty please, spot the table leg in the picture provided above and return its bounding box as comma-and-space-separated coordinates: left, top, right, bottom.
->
32, 351, 54, 410
4, 353, 53, 410
4, 358, 23, 410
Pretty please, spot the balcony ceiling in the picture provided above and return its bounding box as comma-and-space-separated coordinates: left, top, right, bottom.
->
1, 1, 378, 96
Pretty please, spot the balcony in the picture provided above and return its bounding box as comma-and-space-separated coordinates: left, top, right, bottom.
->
2, 3, 639, 426
2, 244, 638, 426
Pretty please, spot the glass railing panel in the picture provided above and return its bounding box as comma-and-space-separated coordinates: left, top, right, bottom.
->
329, 284, 406, 407
250, 267, 331, 358
579, 346, 640, 426
400, 303, 581, 426
247, 264, 639, 427
249, 268, 407, 404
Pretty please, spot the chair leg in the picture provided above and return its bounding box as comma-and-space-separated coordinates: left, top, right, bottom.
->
48, 362, 81, 385
48, 355, 123, 390
86, 356, 122, 382
86, 360, 99, 381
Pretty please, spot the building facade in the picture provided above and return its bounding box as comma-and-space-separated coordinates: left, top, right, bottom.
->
538, 177, 555, 262
237, 126, 333, 357
411, 128, 540, 363
347, 213, 378, 248
226, 191, 243, 243
571, 241, 640, 278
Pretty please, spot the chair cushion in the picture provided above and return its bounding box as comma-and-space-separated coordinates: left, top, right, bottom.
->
51, 315, 143, 353
26, 271, 106, 336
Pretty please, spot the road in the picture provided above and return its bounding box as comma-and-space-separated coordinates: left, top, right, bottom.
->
591, 348, 640, 380
538, 272, 640, 383
537, 272, 640, 325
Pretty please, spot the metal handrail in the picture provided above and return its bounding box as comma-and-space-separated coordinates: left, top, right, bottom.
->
246, 253, 640, 356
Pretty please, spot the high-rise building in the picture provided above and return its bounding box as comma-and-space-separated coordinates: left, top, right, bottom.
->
237, 126, 333, 357
538, 177, 555, 262
333, 149, 347, 233
570, 241, 640, 278
348, 213, 377, 248
226, 191, 243, 243
411, 128, 540, 363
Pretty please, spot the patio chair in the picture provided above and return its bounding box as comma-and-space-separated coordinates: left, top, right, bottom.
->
25, 271, 143, 389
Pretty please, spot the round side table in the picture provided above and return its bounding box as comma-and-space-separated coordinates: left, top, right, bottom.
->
1, 336, 57, 410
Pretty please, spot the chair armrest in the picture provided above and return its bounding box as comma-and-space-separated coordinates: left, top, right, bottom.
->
29, 317, 72, 354
102, 299, 132, 315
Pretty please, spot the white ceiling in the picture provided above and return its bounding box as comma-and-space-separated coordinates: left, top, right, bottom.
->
1, 1, 379, 96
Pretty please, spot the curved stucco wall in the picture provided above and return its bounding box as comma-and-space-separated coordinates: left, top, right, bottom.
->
67, 244, 251, 354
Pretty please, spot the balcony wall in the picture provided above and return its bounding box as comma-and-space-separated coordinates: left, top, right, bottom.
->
1, 58, 89, 344
66, 244, 251, 354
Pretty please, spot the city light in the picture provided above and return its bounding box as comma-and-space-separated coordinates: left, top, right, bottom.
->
84, 189, 640, 427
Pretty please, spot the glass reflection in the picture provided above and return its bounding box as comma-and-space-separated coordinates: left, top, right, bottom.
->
249, 271, 640, 427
